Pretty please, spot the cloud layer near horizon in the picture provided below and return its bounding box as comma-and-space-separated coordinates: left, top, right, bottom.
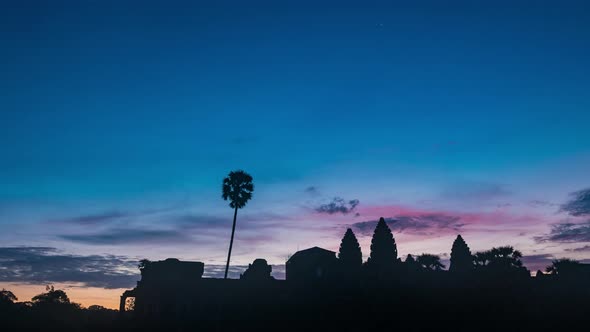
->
0, 247, 286, 289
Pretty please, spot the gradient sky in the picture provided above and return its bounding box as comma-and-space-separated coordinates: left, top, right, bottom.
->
1, 1, 590, 308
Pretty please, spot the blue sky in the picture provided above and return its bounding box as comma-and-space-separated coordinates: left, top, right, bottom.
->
1, 1, 590, 307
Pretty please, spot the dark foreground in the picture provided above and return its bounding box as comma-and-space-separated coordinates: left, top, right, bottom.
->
1, 279, 588, 331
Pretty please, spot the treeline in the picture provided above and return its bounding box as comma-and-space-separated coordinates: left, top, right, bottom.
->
0, 286, 121, 331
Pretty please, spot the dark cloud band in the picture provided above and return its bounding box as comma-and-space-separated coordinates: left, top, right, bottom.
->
0, 247, 138, 289
534, 220, 590, 243
352, 214, 463, 236
560, 188, 590, 217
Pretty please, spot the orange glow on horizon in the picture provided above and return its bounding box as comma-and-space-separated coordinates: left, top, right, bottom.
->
0, 282, 125, 310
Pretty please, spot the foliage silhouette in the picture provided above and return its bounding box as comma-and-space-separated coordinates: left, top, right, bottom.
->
546, 258, 580, 275
88, 304, 108, 311
222, 170, 254, 279
0, 288, 18, 304
476, 246, 523, 268
473, 246, 529, 281
449, 235, 473, 274
417, 253, 445, 271
338, 228, 363, 269
31, 285, 72, 305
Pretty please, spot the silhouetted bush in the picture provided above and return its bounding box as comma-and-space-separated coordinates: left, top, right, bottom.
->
0, 288, 17, 305
240, 258, 274, 282
474, 246, 530, 283
32, 286, 76, 306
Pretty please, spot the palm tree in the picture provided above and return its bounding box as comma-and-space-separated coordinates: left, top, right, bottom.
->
222, 170, 254, 279
417, 253, 445, 271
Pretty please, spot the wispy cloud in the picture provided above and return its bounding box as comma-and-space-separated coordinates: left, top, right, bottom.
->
565, 245, 590, 252
0, 247, 139, 289
560, 188, 590, 216
304, 186, 320, 196
52, 211, 130, 225
60, 229, 192, 245
57, 211, 292, 246
175, 215, 228, 230
528, 200, 558, 208
534, 220, 590, 243
49, 204, 188, 226
441, 181, 510, 202
315, 197, 360, 215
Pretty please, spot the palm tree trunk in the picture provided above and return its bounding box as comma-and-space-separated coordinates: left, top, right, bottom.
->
224, 205, 239, 279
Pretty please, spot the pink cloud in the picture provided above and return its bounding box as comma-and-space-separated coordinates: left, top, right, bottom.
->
354, 204, 552, 233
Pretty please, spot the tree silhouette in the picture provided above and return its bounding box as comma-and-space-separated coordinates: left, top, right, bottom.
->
417, 254, 445, 271
546, 258, 580, 275
475, 246, 522, 267
473, 246, 527, 279
487, 246, 523, 269
338, 228, 363, 269
32, 286, 71, 305
366, 217, 398, 269
473, 251, 491, 267
0, 288, 17, 305
222, 170, 254, 279
449, 235, 473, 274
88, 305, 108, 311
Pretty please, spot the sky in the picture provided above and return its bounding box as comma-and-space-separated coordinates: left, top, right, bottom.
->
1, 0, 590, 309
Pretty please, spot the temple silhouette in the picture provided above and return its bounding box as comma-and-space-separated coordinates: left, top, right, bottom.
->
119, 217, 590, 325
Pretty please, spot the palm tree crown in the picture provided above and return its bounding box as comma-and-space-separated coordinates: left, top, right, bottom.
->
222, 170, 254, 209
